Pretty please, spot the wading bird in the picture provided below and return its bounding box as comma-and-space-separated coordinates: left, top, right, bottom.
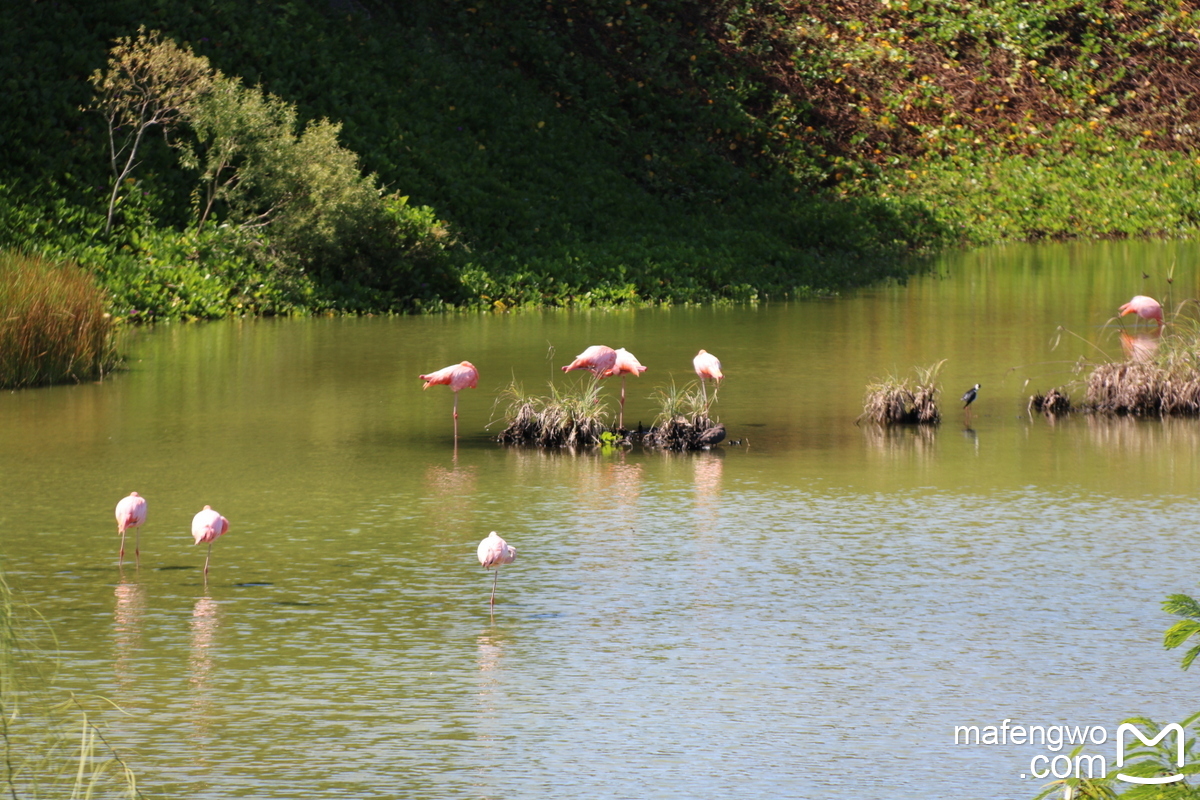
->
419, 361, 479, 439
693, 349, 723, 403
1118, 295, 1164, 329
477, 530, 517, 607
962, 384, 980, 409
115, 492, 147, 567
603, 347, 647, 429
191, 505, 230, 581
696, 422, 726, 448
561, 345, 617, 377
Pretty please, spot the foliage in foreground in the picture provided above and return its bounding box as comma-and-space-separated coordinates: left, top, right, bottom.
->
0, 252, 119, 389
0, 567, 141, 798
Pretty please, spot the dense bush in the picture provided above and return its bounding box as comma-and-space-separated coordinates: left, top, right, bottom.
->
0, 1, 1198, 319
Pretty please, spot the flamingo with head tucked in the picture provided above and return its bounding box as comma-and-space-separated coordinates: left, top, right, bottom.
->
602, 347, 647, 429
561, 345, 618, 378
1119, 296, 1164, 329
693, 349, 724, 403
419, 361, 479, 438
115, 492, 147, 567
191, 505, 230, 581
477, 530, 517, 607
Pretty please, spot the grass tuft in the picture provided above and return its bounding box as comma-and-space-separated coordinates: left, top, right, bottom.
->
859, 361, 945, 426
0, 251, 119, 389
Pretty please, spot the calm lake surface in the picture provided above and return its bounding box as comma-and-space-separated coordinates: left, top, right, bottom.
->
4, 240, 1200, 799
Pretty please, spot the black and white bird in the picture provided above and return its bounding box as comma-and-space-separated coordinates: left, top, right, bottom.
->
961, 383, 980, 409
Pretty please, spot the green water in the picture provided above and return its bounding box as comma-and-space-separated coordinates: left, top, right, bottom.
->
3, 240, 1200, 798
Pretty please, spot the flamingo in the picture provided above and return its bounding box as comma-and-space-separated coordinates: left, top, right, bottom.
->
1118, 295, 1164, 328
477, 530, 517, 607
114, 491, 147, 567
191, 505, 230, 581
561, 345, 617, 377
419, 361, 479, 438
602, 347, 647, 429
693, 349, 723, 403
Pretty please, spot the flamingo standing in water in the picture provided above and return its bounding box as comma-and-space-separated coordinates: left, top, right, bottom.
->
419, 361, 479, 439
693, 349, 724, 403
114, 492, 147, 567
1118, 296, 1164, 328
191, 505, 230, 581
561, 345, 617, 377
603, 347, 647, 429
477, 530, 517, 607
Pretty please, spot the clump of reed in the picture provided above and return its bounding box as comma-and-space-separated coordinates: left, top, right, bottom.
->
1084, 317, 1200, 416
1028, 387, 1073, 417
495, 378, 610, 447
858, 360, 944, 426
0, 251, 119, 389
0, 568, 140, 798
641, 380, 725, 450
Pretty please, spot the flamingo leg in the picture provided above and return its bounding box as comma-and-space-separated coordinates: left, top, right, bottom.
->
700, 378, 708, 405
134, 528, 140, 568
490, 568, 500, 606
619, 377, 627, 430
118, 530, 126, 566
204, 542, 212, 581
453, 391, 460, 440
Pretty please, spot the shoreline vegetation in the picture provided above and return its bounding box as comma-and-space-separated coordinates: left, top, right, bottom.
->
2, 1, 1200, 324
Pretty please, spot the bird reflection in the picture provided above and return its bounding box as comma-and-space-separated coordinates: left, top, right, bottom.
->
693, 453, 724, 534
475, 629, 508, 716
423, 462, 478, 533
1120, 330, 1160, 363
189, 594, 221, 746
112, 580, 146, 694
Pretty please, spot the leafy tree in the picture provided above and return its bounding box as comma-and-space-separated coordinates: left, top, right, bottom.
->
88, 27, 212, 234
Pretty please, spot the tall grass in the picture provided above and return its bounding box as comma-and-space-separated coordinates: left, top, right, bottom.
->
642, 380, 723, 450
0, 252, 119, 389
0, 567, 141, 799
494, 378, 610, 447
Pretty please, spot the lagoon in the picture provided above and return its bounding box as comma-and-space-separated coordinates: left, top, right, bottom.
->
3, 239, 1200, 798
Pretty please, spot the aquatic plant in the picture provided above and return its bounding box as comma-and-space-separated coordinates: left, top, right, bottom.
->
1084, 315, 1200, 416
0, 568, 141, 799
1027, 388, 1072, 418
859, 361, 944, 426
495, 379, 610, 447
641, 380, 724, 451
0, 252, 119, 389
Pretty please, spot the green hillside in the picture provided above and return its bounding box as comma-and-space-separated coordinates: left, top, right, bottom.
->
2, 0, 1198, 318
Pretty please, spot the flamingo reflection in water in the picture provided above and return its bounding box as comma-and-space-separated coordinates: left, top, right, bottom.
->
1120, 330, 1161, 363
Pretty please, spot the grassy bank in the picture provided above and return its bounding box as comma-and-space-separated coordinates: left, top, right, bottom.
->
1, 1, 1198, 319
0, 252, 119, 389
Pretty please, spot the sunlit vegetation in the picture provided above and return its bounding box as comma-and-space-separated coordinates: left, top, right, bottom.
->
859, 361, 944, 426
494, 377, 727, 450
0, 252, 118, 389
0, 568, 140, 798
2, 2, 1200, 318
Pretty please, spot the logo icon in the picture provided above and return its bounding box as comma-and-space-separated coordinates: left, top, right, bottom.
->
1115, 722, 1186, 785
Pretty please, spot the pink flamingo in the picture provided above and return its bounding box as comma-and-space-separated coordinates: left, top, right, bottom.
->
602, 347, 647, 429
191, 505, 230, 580
693, 349, 724, 403
419, 361, 479, 438
114, 492, 147, 567
477, 530, 517, 607
1118, 295, 1164, 328
561, 345, 618, 377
